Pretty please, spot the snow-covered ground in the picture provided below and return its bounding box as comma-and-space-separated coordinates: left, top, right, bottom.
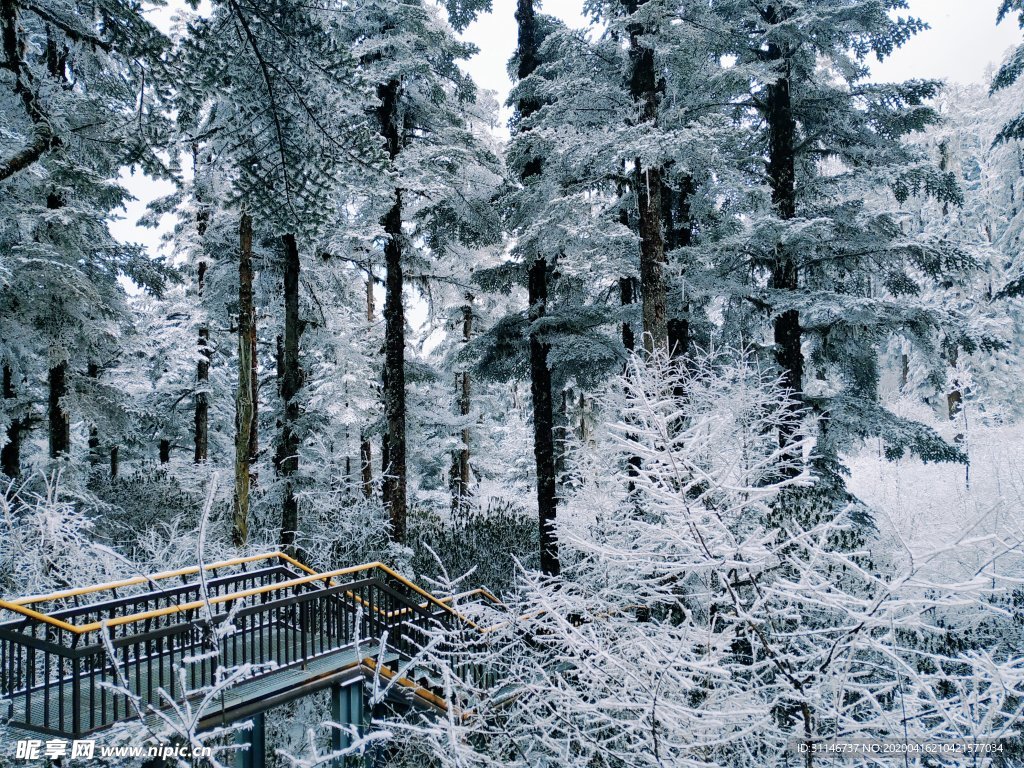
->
846, 404, 1024, 581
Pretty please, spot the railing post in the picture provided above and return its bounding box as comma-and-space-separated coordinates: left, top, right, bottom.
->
352, 683, 368, 768
330, 681, 350, 766
331, 680, 366, 768
71, 645, 81, 737
235, 711, 265, 768
25, 631, 33, 726
300, 600, 308, 663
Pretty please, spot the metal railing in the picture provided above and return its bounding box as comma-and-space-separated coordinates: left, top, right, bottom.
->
0, 554, 498, 737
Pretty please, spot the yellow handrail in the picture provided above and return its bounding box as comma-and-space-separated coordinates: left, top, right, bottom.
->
0, 599, 80, 633
10, 551, 317, 607
0, 556, 480, 635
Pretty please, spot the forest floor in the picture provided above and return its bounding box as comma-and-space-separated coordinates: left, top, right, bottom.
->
847, 402, 1024, 580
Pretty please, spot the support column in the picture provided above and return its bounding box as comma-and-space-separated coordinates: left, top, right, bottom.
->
235, 711, 265, 768
331, 681, 365, 767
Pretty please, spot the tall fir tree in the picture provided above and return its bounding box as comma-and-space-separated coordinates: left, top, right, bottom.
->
343, 0, 499, 545
707, 0, 968, 493
0, 0, 172, 477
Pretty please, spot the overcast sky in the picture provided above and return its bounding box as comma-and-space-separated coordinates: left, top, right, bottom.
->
460, 0, 1020, 105
110, 0, 1023, 250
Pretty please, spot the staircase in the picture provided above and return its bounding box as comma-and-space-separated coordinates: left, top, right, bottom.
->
0, 552, 500, 754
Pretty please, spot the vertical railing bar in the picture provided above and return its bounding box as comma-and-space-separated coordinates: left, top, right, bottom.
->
123, 632, 134, 713
58, 642, 65, 733
88, 649, 95, 730
282, 601, 288, 665
263, 593, 269, 661
136, 634, 144, 712
71, 647, 80, 736
318, 597, 324, 655
130, 634, 138, 712
210, 609, 217, 685
43, 646, 51, 729
154, 632, 163, 716
146, 633, 153, 709
11, 639, 17, 723
189, 616, 196, 691
310, 597, 316, 657
300, 598, 306, 663
251, 603, 258, 667
254, 603, 260, 666
101, 643, 108, 728
25, 625, 34, 725
168, 626, 175, 705
253, 600, 259, 666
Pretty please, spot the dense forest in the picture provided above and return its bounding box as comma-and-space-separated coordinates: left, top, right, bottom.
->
2, 0, 1024, 765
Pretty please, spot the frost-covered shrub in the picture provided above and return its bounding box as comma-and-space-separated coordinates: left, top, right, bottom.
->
408, 496, 538, 596
0, 473, 126, 597
88, 463, 208, 538
294, 490, 393, 572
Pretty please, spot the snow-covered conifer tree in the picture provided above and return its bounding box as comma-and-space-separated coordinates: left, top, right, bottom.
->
0, 0, 172, 477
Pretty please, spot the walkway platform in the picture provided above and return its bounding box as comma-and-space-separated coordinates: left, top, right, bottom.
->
0, 553, 498, 740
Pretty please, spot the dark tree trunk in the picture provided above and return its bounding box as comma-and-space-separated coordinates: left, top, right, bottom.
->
515, 0, 539, 95
665, 320, 687, 361
765, 51, 802, 405
193, 144, 211, 464
627, 2, 668, 354
947, 388, 964, 422
249, 312, 258, 467
635, 161, 667, 354
194, 262, 210, 463
450, 297, 473, 513
528, 258, 559, 575
0, 10, 61, 183
619, 200, 637, 355
278, 233, 303, 553
2, 364, 21, 478
46, 188, 70, 461
945, 345, 964, 443
663, 176, 693, 360
381, 192, 407, 543
936, 144, 964, 436
233, 212, 256, 547
110, 446, 119, 480
517, 0, 559, 576
85, 362, 117, 475
379, 78, 408, 544
761, 20, 806, 473
87, 362, 100, 466
380, 360, 389, 504
88, 428, 99, 463
360, 276, 374, 499
159, 439, 170, 464
360, 439, 373, 499
619, 275, 643, 487
48, 362, 69, 459
620, 277, 636, 353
